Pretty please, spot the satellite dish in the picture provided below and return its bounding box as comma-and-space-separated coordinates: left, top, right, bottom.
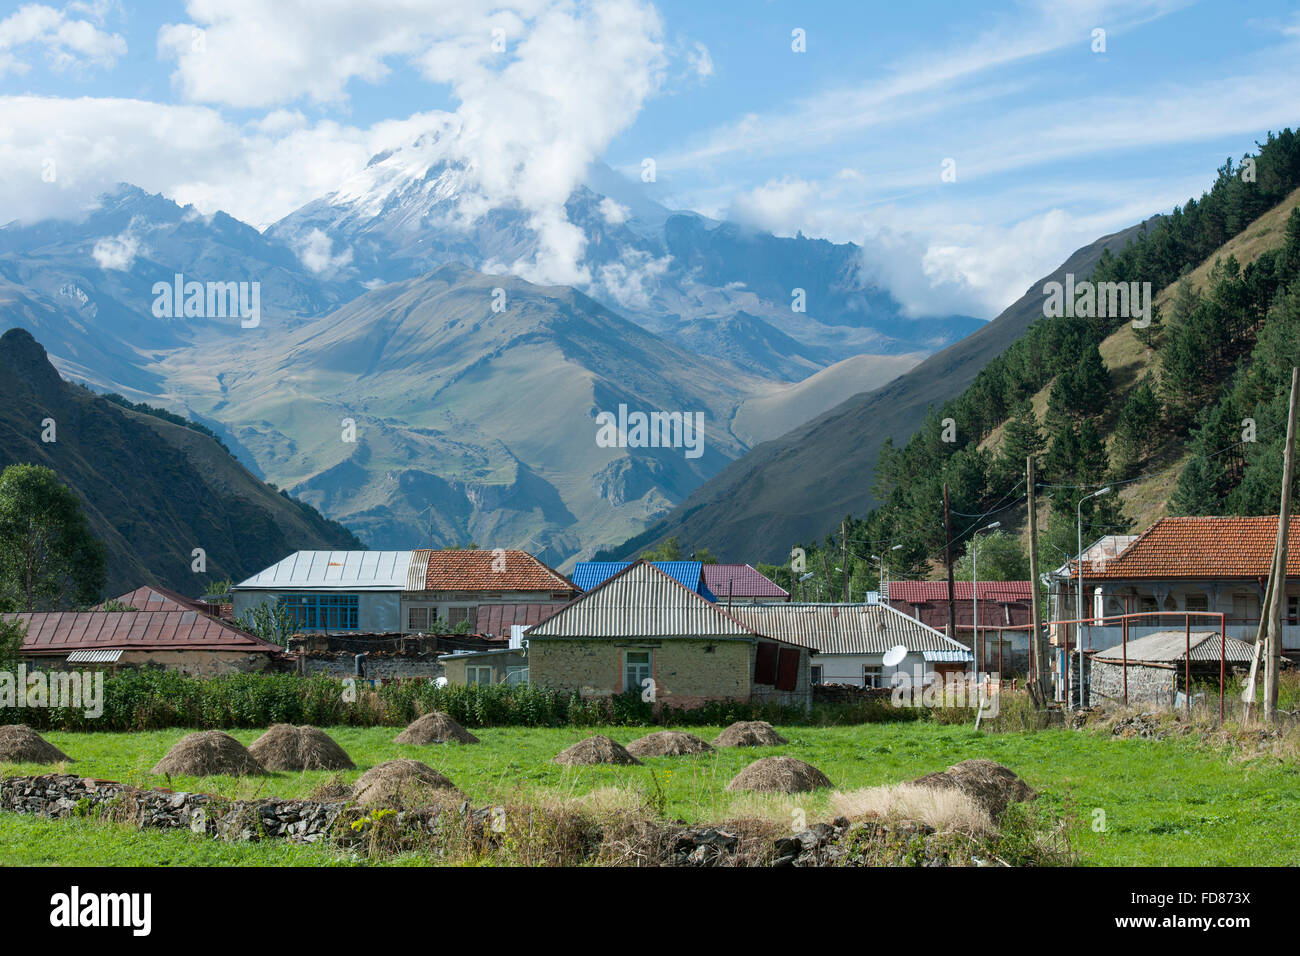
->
882, 645, 908, 667
434, 676, 449, 688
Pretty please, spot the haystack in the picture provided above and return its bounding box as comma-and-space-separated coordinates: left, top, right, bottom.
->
352, 759, 460, 808
248, 724, 354, 771
552, 735, 642, 766
711, 720, 788, 747
394, 711, 479, 745
726, 756, 831, 793
625, 730, 713, 757
0, 724, 73, 764
909, 759, 1035, 819
151, 730, 265, 776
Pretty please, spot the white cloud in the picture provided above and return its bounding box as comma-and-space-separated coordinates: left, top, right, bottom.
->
596, 249, 670, 309
598, 196, 629, 224
726, 178, 816, 235
293, 228, 353, 276
686, 40, 712, 78
0, 2, 125, 76
91, 221, 141, 270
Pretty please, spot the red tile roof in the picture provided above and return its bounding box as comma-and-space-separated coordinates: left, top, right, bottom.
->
10, 611, 280, 655
1078, 516, 1300, 580
417, 549, 578, 593
475, 603, 567, 637
701, 564, 790, 599
887, 581, 1033, 603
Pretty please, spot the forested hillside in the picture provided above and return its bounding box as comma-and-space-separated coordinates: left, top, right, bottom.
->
759, 128, 1300, 599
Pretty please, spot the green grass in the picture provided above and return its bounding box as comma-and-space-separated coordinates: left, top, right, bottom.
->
4, 723, 1300, 866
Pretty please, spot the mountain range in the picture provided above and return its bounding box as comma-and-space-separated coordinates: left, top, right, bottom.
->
0, 140, 985, 567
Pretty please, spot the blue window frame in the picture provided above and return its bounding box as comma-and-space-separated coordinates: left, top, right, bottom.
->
279, 593, 359, 630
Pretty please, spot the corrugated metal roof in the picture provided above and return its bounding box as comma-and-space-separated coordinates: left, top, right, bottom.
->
10, 611, 279, 654
701, 564, 789, 599
571, 561, 715, 599
1092, 629, 1256, 664
65, 648, 124, 663
234, 551, 412, 590
477, 603, 566, 637
887, 581, 1033, 603
95, 585, 207, 613
527, 562, 754, 639
729, 602, 971, 656
923, 649, 975, 663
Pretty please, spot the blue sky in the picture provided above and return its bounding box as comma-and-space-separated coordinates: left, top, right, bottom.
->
3, 0, 1298, 316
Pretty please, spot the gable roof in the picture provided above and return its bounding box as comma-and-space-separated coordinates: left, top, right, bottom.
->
1092, 630, 1255, 664
571, 560, 716, 599
234, 551, 412, 590
701, 564, 789, 599
96, 584, 207, 613
1077, 516, 1300, 580
10, 611, 280, 655
526, 561, 755, 640
887, 581, 1032, 604
729, 602, 972, 657
418, 550, 577, 592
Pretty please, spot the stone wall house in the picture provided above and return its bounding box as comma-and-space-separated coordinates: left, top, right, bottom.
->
526, 561, 813, 710
1088, 630, 1256, 707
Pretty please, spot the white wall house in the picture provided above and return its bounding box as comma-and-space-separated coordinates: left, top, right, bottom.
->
728, 602, 973, 688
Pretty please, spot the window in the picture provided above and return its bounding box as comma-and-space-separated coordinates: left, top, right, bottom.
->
447, 606, 478, 631
279, 593, 358, 630
624, 650, 652, 693
407, 606, 433, 631
466, 665, 494, 686
863, 665, 883, 688
1185, 592, 1208, 613
1139, 596, 1158, 614
1233, 593, 1251, 624
1289, 595, 1299, 627
811, 665, 823, 685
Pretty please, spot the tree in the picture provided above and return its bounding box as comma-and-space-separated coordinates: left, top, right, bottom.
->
953, 530, 1030, 582
641, 536, 716, 562
1111, 374, 1163, 477
0, 616, 25, 668
0, 464, 107, 611
237, 600, 294, 648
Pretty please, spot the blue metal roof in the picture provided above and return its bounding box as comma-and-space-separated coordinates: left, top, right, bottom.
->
571, 561, 716, 600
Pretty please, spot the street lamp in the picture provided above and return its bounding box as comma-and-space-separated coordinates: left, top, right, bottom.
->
798, 571, 814, 603
869, 544, 903, 602
971, 521, 1000, 677
1074, 486, 1112, 709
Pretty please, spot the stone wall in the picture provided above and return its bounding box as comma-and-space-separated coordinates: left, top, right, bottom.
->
1091, 660, 1177, 707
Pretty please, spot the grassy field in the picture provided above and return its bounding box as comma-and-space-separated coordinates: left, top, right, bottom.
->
4, 721, 1300, 866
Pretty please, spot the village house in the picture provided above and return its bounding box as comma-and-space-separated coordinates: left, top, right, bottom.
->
8, 603, 284, 676
231, 549, 578, 635
440, 646, 530, 686
728, 602, 972, 688
526, 560, 813, 710
885, 580, 1033, 674
1050, 516, 1300, 657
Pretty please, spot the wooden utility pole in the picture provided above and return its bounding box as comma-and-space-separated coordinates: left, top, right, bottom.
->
841, 519, 849, 603
943, 483, 957, 639
1265, 367, 1299, 722
1027, 457, 1044, 690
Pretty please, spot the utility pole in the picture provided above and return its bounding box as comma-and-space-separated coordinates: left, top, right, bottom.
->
1265, 367, 1299, 722
1027, 457, 1043, 690
944, 483, 957, 639
841, 519, 849, 603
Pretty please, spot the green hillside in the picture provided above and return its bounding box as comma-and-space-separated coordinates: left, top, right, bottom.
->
0, 328, 361, 599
